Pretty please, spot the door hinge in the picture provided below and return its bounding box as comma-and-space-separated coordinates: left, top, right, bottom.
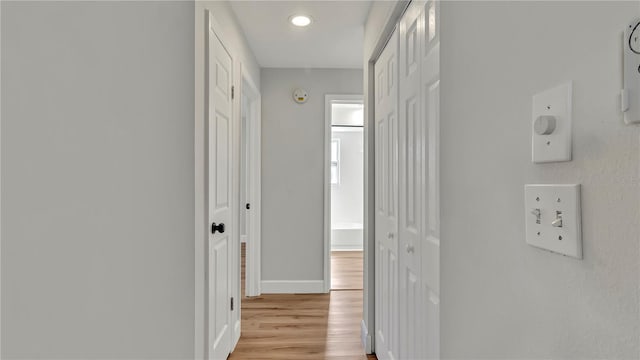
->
230, 297, 234, 311
231, 86, 235, 100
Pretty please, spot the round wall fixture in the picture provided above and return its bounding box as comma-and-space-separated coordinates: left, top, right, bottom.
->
293, 88, 309, 104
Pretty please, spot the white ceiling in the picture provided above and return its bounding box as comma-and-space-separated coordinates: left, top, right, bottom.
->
229, 1, 372, 69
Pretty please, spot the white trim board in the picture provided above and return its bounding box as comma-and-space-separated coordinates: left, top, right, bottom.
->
361, 320, 371, 354
331, 227, 364, 251
332, 245, 364, 251
261, 280, 325, 294
0, 2, 3, 356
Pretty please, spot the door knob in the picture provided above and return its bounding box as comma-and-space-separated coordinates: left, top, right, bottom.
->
211, 222, 225, 234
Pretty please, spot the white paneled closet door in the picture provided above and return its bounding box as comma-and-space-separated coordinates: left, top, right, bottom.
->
374, 2, 440, 359
374, 28, 399, 360
398, 3, 424, 359
421, 0, 441, 358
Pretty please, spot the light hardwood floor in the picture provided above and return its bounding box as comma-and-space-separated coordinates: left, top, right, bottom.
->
231, 245, 375, 360
331, 251, 363, 290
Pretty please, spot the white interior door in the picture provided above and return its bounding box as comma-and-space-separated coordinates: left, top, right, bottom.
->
240, 95, 249, 244
207, 13, 234, 360
374, 3, 441, 358
398, 3, 425, 359
242, 72, 262, 298
374, 28, 399, 360
421, 0, 441, 357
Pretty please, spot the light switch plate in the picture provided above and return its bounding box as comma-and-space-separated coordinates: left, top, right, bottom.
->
524, 184, 582, 259
532, 82, 573, 163
622, 19, 640, 124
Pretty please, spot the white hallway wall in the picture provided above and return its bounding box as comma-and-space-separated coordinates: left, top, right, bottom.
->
2, 1, 195, 358
440, 2, 640, 358
261, 68, 362, 287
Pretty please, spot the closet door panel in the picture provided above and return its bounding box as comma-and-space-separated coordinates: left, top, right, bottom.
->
375, 2, 441, 358
421, 0, 441, 358
398, 3, 425, 360
374, 28, 399, 360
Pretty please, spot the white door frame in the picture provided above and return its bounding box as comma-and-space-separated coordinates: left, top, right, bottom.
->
240, 65, 262, 297
323, 94, 364, 292
0, 4, 3, 356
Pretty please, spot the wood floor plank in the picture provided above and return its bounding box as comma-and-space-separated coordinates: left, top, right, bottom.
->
232, 245, 376, 359
331, 251, 364, 290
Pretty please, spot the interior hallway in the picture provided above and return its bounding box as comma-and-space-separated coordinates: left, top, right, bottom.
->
232, 245, 374, 359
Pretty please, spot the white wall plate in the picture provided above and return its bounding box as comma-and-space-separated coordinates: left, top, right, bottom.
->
532, 82, 572, 163
524, 184, 582, 259
622, 18, 640, 124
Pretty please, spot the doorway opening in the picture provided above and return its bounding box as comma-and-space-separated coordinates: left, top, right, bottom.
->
324, 95, 364, 291
239, 67, 261, 299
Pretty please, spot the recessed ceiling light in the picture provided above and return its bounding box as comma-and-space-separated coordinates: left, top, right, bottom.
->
290, 15, 312, 27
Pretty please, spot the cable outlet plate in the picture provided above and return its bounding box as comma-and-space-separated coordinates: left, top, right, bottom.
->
524, 184, 582, 259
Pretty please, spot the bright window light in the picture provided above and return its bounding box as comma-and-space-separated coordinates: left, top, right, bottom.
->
330, 139, 340, 185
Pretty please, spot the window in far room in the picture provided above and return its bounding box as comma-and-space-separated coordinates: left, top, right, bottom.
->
331, 139, 340, 185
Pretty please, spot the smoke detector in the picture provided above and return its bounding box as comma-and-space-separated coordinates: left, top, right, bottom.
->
293, 88, 309, 104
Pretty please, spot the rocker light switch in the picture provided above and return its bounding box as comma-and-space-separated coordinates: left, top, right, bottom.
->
532, 82, 573, 163
524, 184, 582, 259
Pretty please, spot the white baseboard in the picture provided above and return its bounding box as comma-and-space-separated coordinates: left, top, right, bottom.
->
261, 280, 326, 294
361, 319, 373, 354
331, 245, 364, 251
332, 228, 363, 251
233, 320, 241, 348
